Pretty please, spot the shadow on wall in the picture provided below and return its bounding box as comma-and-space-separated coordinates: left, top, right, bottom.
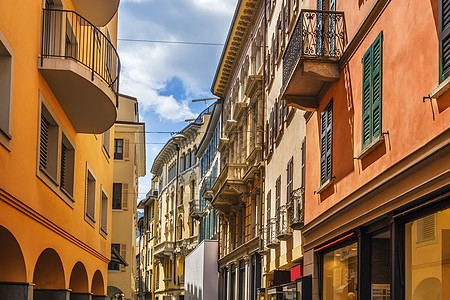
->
185, 283, 203, 300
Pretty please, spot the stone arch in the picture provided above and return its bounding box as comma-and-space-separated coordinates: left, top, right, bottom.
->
33, 248, 65, 289
91, 270, 105, 296
0, 225, 27, 282
69, 261, 89, 293
413, 277, 442, 300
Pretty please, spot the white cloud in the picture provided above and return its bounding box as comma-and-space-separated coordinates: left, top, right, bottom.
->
118, 0, 237, 122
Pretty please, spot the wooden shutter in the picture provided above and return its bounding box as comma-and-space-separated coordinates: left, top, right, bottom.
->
123, 139, 130, 160
39, 114, 49, 170
371, 33, 383, 140
266, 120, 270, 156
276, 176, 281, 209
60, 142, 67, 190
362, 45, 373, 148
269, 109, 274, 152
320, 101, 333, 184
285, 0, 291, 34
271, 34, 275, 75
362, 32, 383, 148
279, 99, 284, 133
274, 100, 278, 139
122, 183, 128, 210
441, 0, 450, 79
283, 99, 288, 123
301, 138, 306, 191
120, 244, 127, 271
286, 158, 293, 203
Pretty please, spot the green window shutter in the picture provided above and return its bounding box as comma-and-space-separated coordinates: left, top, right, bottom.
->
372, 33, 383, 139
362, 32, 383, 148
325, 101, 333, 181
440, 0, 450, 79
362, 46, 372, 148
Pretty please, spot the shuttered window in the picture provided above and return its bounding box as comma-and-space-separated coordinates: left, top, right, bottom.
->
122, 183, 129, 210
362, 32, 383, 149
274, 100, 279, 139
441, 0, 450, 79
265, 120, 270, 156
39, 106, 58, 180
100, 190, 108, 234
275, 176, 281, 210
269, 109, 274, 152
60, 134, 74, 197
112, 183, 122, 209
286, 157, 293, 203
320, 100, 333, 185
120, 244, 127, 271
114, 139, 123, 160
85, 168, 96, 221
301, 138, 306, 191
267, 190, 271, 219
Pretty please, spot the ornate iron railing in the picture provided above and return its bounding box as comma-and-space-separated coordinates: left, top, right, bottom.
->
282, 9, 346, 94
155, 279, 159, 290
276, 205, 292, 240
288, 188, 305, 230
41, 9, 120, 101
266, 217, 279, 248
200, 176, 217, 199
258, 226, 269, 254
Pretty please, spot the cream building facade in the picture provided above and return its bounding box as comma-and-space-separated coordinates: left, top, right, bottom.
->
149, 107, 212, 300
108, 94, 146, 299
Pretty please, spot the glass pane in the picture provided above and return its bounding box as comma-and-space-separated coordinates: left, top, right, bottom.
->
323, 242, 358, 300
370, 231, 391, 300
405, 207, 450, 300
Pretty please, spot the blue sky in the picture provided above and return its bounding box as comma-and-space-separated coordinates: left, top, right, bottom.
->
117, 0, 237, 201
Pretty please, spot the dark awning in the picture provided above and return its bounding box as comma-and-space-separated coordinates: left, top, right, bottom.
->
111, 248, 128, 266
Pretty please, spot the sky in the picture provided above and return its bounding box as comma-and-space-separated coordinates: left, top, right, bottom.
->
117, 0, 238, 202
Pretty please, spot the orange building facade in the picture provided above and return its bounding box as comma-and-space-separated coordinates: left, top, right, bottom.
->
0, 0, 120, 299
279, 0, 450, 299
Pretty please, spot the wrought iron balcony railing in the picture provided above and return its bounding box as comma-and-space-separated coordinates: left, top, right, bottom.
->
266, 217, 279, 249
178, 275, 185, 285
41, 9, 120, 99
276, 205, 292, 240
258, 226, 269, 254
288, 188, 305, 230
189, 199, 202, 220
200, 176, 217, 200
282, 9, 345, 96
155, 279, 159, 290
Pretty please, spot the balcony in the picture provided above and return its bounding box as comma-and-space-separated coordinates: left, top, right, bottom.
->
211, 164, 247, 213
266, 217, 279, 249
258, 226, 269, 255
189, 199, 202, 220
72, 0, 120, 27
153, 241, 174, 259
288, 188, 305, 230
39, 9, 120, 134
276, 205, 292, 241
200, 176, 217, 200
155, 280, 159, 290
281, 10, 346, 111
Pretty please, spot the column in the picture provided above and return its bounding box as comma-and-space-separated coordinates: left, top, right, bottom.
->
34, 288, 71, 300
0, 282, 33, 300
244, 256, 251, 300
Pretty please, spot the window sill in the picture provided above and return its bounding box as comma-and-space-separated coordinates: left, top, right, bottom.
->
430, 76, 450, 99
37, 168, 75, 208
100, 227, 108, 239
315, 178, 334, 194
84, 214, 96, 228
0, 127, 11, 151
356, 135, 385, 160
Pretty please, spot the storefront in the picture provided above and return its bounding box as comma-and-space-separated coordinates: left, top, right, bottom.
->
313, 192, 450, 300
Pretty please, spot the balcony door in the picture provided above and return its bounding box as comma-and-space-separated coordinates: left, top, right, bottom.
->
316, 0, 336, 56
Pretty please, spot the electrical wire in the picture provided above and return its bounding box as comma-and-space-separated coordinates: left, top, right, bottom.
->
118, 38, 224, 46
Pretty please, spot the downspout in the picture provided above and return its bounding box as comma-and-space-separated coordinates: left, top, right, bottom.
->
174, 144, 180, 285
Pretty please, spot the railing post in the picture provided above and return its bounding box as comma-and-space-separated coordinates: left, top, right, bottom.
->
91, 26, 95, 81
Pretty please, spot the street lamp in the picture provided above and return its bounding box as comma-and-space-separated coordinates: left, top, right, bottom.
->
172, 133, 186, 284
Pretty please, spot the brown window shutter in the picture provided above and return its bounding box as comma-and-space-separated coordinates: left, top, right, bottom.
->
120, 244, 127, 271
122, 183, 128, 210
123, 139, 130, 160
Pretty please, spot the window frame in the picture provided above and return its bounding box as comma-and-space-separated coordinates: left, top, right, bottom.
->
320, 100, 333, 186
112, 182, 122, 210
0, 28, 14, 151
100, 185, 109, 236
114, 138, 124, 160
84, 163, 97, 226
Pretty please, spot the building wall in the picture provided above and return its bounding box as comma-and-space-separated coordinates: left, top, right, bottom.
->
0, 0, 119, 297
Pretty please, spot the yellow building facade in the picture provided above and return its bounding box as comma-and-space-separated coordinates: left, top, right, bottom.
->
108, 94, 146, 299
0, 0, 120, 299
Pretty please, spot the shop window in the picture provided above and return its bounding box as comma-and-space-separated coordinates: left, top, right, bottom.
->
85, 167, 96, 222
0, 29, 14, 148
405, 207, 449, 299
322, 241, 358, 299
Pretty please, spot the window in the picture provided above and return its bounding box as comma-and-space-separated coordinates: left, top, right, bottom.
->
441, 1, 450, 80
322, 241, 358, 299
362, 32, 383, 148
108, 244, 121, 271
100, 188, 108, 234
0, 29, 14, 148
112, 183, 128, 210
276, 176, 281, 214
103, 129, 110, 157
39, 105, 59, 181
301, 138, 306, 191
286, 157, 293, 203
405, 207, 450, 299
320, 100, 333, 185
85, 166, 96, 222
114, 138, 123, 159
60, 134, 74, 197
